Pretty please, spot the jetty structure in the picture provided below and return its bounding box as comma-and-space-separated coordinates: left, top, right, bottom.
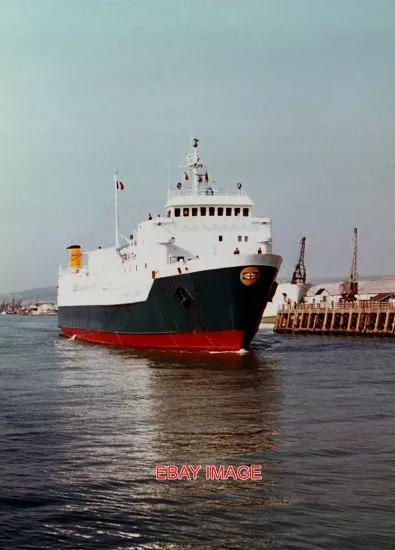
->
275, 301, 395, 336
275, 228, 395, 336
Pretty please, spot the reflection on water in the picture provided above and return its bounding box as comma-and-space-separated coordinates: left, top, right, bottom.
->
40, 337, 284, 548
53, 340, 282, 475
146, 351, 281, 462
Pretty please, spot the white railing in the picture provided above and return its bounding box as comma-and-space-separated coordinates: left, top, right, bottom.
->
167, 187, 248, 199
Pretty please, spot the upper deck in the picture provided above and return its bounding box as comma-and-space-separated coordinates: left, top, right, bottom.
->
166, 186, 254, 208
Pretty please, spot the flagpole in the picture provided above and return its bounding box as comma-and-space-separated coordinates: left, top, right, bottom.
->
114, 171, 120, 250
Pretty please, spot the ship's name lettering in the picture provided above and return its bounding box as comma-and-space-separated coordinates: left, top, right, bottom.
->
72, 284, 95, 292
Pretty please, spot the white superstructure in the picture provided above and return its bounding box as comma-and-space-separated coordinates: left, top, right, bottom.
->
58, 139, 277, 308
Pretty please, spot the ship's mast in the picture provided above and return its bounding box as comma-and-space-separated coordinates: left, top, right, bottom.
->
181, 137, 205, 196
114, 171, 120, 249
191, 137, 199, 196
291, 237, 307, 284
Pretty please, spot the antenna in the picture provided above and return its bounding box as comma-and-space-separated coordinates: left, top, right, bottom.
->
291, 237, 307, 284
181, 136, 201, 196
340, 227, 358, 302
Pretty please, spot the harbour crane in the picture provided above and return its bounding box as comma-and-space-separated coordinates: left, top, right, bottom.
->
291, 237, 307, 284
340, 227, 358, 302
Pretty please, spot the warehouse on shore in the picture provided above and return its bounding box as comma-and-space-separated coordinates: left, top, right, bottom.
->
305, 276, 395, 306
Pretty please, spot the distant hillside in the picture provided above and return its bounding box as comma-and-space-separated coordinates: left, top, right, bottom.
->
0, 286, 57, 303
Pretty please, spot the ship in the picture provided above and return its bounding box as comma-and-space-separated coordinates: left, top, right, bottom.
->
57, 139, 282, 351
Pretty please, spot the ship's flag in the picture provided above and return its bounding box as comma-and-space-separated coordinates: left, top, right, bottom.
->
204, 171, 209, 183
184, 171, 189, 181
116, 180, 125, 190
193, 138, 199, 148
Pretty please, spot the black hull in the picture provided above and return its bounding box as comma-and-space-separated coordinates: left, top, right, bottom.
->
58, 264, 278, 350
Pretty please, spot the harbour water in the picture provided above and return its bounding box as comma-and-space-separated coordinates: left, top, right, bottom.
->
0, 316, 394, 549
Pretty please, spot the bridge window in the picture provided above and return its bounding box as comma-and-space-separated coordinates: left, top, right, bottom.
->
175, 208, 181, 217
183, 207, 189, 217
235, 208, 241, 216
209, 207, 215, 216
243, 208, 249, 217
226, 207, 232, 216
218, 235, 223, 242
192, 207, 198, 216
238, 235, 242, 242
218, 207, 224, 216
200, 207, 207, 216
244, 236, 249, 242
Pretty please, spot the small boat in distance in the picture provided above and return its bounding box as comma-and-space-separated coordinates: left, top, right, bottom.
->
57, 138, 282, 351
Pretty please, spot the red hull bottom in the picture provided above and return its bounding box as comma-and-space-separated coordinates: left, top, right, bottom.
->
59, 326, 246, 351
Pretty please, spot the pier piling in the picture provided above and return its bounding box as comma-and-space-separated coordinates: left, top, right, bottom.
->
275, 302, 395, 336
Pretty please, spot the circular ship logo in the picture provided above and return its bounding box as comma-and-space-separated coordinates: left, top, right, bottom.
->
240, 266, 260, 286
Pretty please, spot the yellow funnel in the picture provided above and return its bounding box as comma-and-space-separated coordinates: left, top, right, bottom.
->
67, 245, 83, 269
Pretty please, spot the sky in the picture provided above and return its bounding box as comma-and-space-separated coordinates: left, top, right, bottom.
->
1, 0, 394, 293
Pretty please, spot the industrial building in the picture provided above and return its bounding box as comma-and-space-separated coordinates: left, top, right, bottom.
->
306, 276, 395, 306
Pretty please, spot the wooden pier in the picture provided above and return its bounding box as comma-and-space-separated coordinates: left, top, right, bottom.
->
274, 302, 395, 336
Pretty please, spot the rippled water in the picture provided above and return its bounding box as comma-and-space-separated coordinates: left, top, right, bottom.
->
0, 316, 394, 549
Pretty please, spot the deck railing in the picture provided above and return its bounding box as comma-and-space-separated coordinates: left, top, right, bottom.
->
167, 187, 248, 199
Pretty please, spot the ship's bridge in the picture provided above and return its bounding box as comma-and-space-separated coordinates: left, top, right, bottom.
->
165, 187, 254, 220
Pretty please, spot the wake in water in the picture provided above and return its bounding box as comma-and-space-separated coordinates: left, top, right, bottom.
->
209, 348, 249, 355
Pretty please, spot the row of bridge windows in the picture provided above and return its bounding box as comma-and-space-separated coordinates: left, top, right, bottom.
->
169, 207, 250, 218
